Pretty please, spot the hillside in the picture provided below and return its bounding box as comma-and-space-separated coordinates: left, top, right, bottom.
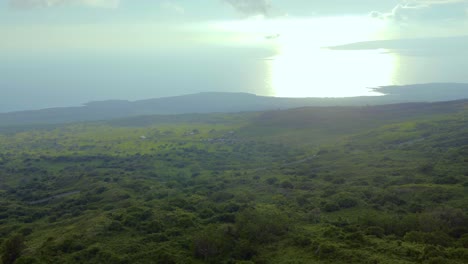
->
1, 83, 468, 127
0, 100, 467, 264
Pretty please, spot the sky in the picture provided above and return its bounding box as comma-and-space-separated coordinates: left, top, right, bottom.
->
1, 0, 468, 112
2, 0, 468, 54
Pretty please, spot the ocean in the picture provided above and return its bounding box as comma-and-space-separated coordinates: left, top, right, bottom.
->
1, 48, 468, 113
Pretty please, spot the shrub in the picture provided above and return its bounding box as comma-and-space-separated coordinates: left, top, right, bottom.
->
14, 256, 40, 264
291, 234, 312, 247
404, 231, 425, 244
336, 196, 358, 208
1, 235, 25, 264
235, 207, 290, 244
232, 239, 257, 260
459, 234, 468, 248
265, 177, 278, 185
366, 226, 385, 238
315, 243, 338, 258
193, 226, 234, 263
280, 181, 294, 189
322, 202, 340, 212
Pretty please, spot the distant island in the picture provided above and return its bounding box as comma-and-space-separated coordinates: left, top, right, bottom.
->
1, 83, 467, 127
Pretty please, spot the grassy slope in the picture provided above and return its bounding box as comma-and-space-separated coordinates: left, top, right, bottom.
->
0, 100, 467, 264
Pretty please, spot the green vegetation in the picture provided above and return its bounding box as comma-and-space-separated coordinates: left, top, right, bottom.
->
0, 100, 467, 263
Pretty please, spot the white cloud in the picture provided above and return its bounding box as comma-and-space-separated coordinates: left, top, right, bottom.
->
81, 0, 119, 8
369, 0, 468, 39
161, 1, 185, 15
224, 0, 272, 17
407, 0, 466, 4
9, 0, 120, 9
371, 0, 468, 21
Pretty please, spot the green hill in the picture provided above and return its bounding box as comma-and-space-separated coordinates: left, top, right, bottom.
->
0, 100, 467, 263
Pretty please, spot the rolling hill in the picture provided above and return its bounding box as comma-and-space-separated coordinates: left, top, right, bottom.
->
1, 83, 467, 127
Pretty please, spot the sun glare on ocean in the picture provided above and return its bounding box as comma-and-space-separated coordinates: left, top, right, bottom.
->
267, 48, 396, 98
267, 16, 396, 98
217, 16, 397, 98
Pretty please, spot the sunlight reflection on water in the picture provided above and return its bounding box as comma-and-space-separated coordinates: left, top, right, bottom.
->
265, 48, 397, 98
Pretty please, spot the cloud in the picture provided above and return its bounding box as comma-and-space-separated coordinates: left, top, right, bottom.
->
371, 0, 468, 21
224, 0, 272, 17
9, 0, 120, 9
81, 0, 119, 8
161, 1, 185, 15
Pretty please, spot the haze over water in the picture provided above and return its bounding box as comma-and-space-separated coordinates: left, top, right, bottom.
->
2, 44, 467, 113
1, 1, 468, 112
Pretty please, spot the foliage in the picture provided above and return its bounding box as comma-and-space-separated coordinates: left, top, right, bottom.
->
1, 235, 25, 264
0, 100, 467, 263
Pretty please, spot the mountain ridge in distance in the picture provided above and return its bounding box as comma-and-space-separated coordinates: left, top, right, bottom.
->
1, 82, 468, 127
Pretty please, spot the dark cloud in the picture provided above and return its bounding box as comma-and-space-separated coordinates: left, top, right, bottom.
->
224, 0, 272, 17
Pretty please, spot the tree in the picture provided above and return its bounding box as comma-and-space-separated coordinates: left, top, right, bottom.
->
193, 225, 233, 263
2, 235, 25, 264
236, 207, 290, 244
